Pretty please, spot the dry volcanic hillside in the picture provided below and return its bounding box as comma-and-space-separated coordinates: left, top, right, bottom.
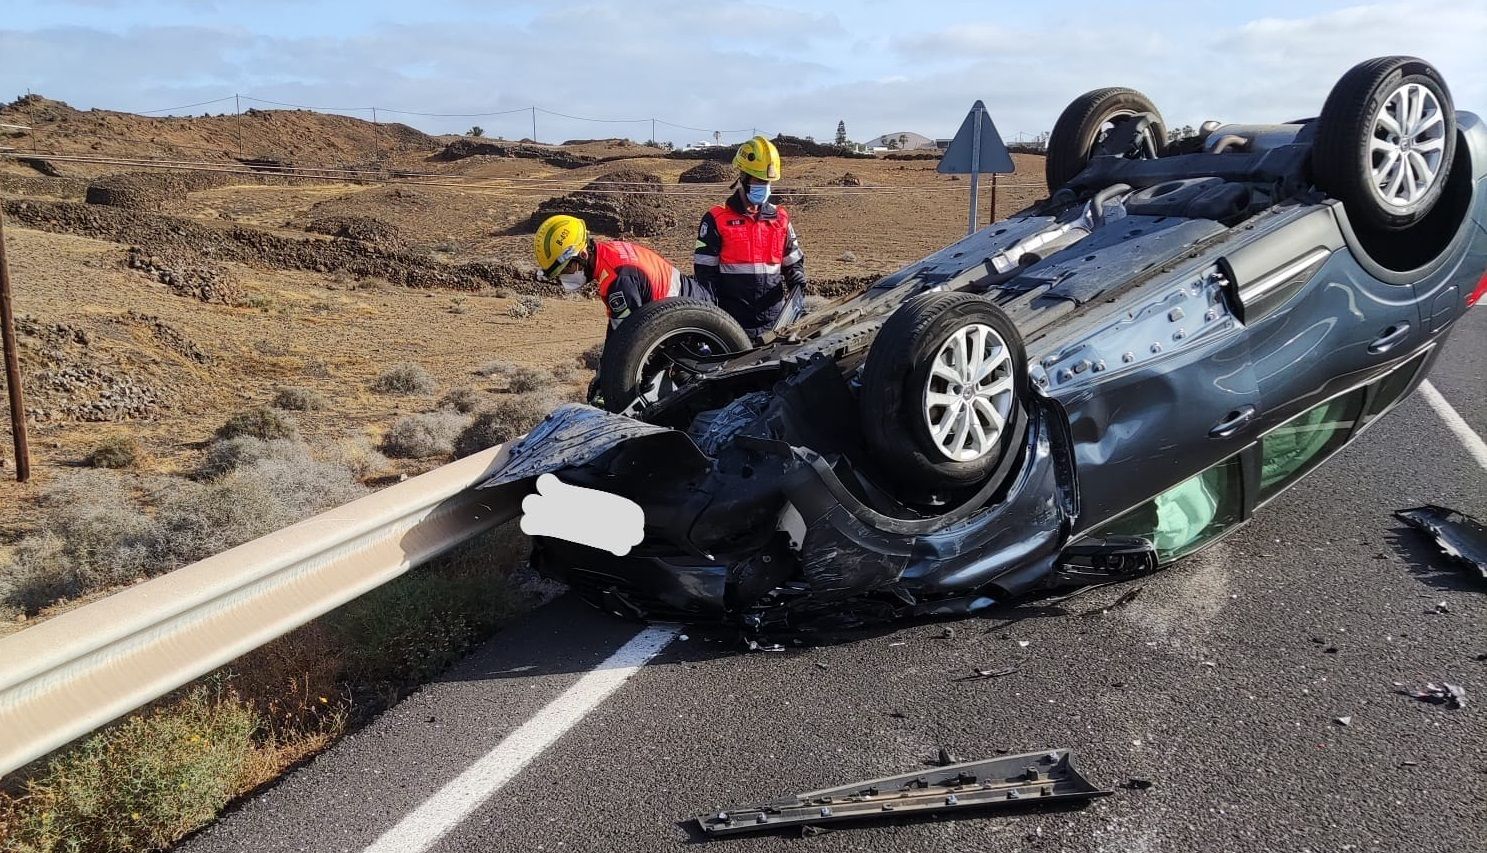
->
0, 93, 1049, 610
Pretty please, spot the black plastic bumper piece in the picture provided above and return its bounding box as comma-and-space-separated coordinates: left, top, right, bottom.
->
1396, 505, 1487, 582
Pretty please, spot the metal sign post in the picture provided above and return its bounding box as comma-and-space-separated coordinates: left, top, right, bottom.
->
967, 102, 982, 235
0, 202, 31, 482
938, 100, 1014, 237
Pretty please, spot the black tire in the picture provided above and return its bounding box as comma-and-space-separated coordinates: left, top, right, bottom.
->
1313, 56, 1456, 231
598, 298, 750, 413
1046, 87, 1167, 192
859, 292, 1027, 494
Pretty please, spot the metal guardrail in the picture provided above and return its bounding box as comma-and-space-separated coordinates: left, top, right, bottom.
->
0, 443, 525, 777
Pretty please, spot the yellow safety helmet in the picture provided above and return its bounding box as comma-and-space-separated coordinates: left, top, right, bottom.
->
733, 135, 781, 182
534, 214, 589, 279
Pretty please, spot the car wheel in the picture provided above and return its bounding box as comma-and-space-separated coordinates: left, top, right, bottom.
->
859, 291, 1027, 495
1314, 55, 1457, 231
1046, 87, 1167, 191
598, 298, 751, 413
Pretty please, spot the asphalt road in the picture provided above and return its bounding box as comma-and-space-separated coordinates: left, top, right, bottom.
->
183, 306, 1486, 853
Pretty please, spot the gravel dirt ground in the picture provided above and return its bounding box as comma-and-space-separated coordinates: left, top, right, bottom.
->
180, 307, 1485, 853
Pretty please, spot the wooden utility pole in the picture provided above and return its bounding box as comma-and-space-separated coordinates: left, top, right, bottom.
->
0, 203, 31, 482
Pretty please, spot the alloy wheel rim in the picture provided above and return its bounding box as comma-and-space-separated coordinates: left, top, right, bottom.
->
1369, 82, 1447, 208
634, 328, 726, 398
922, 323, 1015, 462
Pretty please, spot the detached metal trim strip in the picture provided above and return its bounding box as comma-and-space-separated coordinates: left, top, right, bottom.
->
0, 443, 524, 777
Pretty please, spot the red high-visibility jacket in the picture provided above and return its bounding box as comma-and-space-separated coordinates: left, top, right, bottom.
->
692, 194, 806, 338
593, 240, 702, 326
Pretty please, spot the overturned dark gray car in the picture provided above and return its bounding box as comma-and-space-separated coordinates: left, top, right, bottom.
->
482, 56, 1487, 629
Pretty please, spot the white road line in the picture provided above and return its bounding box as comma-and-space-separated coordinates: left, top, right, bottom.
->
1419, 380, 1487, 472
362, 625, 678, 853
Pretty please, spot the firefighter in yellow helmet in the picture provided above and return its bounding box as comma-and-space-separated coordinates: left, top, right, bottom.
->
693, 135, 807, 341
534, 214, 709, 332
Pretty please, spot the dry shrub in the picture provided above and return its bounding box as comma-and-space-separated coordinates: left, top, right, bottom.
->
475, 359, 518, 378
0, 472, 156, 613
456, 394, 555, 457
330, 436, 389, 480
2, 439, 372, 614
0, 685, 262, 853
507, 366, 549, 393
329, 523, 533, 691
438, 387, 481, 414
492, 286, 516, 299
153, 459, 368, 573
88, 435, 141, 469
370, 362, 436, 395
198, 436, 310, 479
507, 294, 543, 320
0, 522, 539, 853
578, 341, 604, 370
550, 364, 577, 383
272, 386, 328, 411
216, 406, 299, 442
381, 411, 471, 459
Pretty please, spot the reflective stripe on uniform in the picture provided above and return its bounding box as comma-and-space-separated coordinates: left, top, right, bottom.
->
783, 249, 803, 265
666, 267, 683, 298
693, 253, 719, 266
720, 262, 782, 274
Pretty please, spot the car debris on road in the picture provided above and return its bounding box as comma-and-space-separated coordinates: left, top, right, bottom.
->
1395, 505, 1487, 584
694, 750, 1109, 837
1399, 682, 1469, 709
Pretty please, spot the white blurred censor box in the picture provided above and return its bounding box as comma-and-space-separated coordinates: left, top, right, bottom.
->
519, 473, 645, 556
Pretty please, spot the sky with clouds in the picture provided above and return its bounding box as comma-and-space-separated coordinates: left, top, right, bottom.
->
2, 0, 1484, 146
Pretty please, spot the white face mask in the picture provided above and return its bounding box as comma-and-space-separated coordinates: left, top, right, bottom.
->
558, 271, 588, 293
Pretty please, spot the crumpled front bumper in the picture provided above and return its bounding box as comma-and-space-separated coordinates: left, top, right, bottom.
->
481, 401, 1074, 626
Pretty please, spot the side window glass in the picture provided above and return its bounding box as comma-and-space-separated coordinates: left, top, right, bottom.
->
1257, 388, 1366, 504
1092, 456, 1244, 562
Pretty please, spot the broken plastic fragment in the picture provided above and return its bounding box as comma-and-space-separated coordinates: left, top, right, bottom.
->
954, 666, 1020, 682
1400, 682, 1468, 709
1395, 505, 1487, 583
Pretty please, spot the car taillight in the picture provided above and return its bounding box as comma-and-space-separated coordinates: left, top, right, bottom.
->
1470, 270, 1487, 308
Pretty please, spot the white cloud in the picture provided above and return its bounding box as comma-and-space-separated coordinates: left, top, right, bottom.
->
1, 1, 1484, 146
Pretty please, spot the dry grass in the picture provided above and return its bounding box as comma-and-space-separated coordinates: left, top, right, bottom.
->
216, 406, 299, 442
438, 387, 482, 414
455, 393, 556, 457
578, 341, 604, 370
1, 453, 367, 616
369, 362, 437, 395
197, 436, 310, 479
507, 366, 549, 393
329, 436, 389, 481
271, 386, 328, 411
86, 436, 142, 469
507, 294, 543, 320
475, 359, 518, 379
380, 411, 471, 459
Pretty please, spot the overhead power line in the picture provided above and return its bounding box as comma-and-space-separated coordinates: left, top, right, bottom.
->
134, 96, 237, 115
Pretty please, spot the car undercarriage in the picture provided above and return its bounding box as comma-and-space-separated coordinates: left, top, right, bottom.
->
482, 56, 1487, 630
